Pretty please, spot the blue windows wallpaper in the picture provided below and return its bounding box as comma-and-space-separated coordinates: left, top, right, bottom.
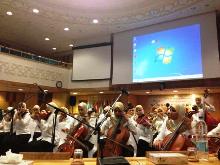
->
133, 24, 203, 82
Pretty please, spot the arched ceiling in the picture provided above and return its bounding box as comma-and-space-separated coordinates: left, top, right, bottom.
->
0, 0, 220, 56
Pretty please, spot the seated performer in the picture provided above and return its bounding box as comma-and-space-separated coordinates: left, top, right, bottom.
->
58, 102, 93, 157
135, 105, 155, 156
57, 107, 75, 147
26, 102, 60, 152
101, 102, 137, 157
153, 104, 193, 151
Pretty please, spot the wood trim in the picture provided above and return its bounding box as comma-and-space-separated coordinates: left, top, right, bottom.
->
111, 78, 220, 91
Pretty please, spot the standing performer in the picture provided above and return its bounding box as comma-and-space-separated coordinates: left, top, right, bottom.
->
29, 105, 42, 142
0, 107, 13, 155
26, 102, 60, 152
101, 102, 137, 157
192, 96, 216, 131
13, 102, 31, 153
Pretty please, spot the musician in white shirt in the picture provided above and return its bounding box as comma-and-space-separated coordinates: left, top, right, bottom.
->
57, 107, 75, 146
13, 102, 31, 153
0, 107, 14, 155
153, 104, 193, 150
135, 105, 154, 156
191, 97, 215, 132
26, 102, 60, 152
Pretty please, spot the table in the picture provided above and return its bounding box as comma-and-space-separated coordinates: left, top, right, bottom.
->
32, 156, 220, 165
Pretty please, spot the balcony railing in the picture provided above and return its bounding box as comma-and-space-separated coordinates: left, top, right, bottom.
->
0, 45, 72, 68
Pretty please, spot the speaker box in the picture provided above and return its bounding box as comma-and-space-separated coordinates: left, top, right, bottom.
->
69, 96, 76, 106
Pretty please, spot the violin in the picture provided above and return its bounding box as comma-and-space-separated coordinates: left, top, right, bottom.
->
102, 117, 130, 157
31, 110, 51, 121
160, 110, 198, 151
136, 114, 151, 127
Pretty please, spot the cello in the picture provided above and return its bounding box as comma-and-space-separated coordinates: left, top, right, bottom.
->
160, 108, 198, 151
102, 116, 132, 157
58, 117, 89, 156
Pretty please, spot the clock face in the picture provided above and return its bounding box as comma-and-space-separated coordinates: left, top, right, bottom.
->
56, 81, 62, 88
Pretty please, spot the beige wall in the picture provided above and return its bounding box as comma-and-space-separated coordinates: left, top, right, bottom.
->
0, 52, 69, 88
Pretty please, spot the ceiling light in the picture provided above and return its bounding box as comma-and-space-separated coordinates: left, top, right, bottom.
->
69, 44, 73, 47
6, 11, 13, 16
73, 92, 78, 95
18, 88, 23, 91
64, 27, 70, 31
173, 90, 178, 93
38, 56, 41, 57
45, 37, 50, 41
99, 91, 104, 94
145, 91, 150, 94
32, 9, 39, 14
52, 48, 56, 50
92, 19, 99, 24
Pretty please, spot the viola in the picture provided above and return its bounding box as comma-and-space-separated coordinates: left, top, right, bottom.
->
161, 110, 198, 151
102, 117, 130, 157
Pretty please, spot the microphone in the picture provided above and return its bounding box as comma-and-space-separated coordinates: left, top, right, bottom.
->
121, 88, 129, 95
34, 83, 47, 95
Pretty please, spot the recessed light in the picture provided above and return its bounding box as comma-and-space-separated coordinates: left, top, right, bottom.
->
99, 91, 104, 94
45, 37, 50, 41
52, 48, 56, 50
145, 91, 150, 94
69, 44, 73, 47
33, 9, 39, 14
38, 56, 41, 57
64, 27, 70, 31
92, 19, 99, 24
173, 90, 178, 93
73, 92, 78, 95
6, 11, 13, 16
18, 88, 23, 91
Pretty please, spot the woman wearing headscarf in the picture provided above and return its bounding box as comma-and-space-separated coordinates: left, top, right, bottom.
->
153, 104, 193, 150
26, 102, 60, 152
101, 102, 137, 157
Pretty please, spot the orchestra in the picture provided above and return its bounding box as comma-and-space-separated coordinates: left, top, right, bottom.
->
0, 97, 219, 160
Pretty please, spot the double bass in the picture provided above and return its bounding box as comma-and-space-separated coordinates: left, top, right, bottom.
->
102, 117, 131, 157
